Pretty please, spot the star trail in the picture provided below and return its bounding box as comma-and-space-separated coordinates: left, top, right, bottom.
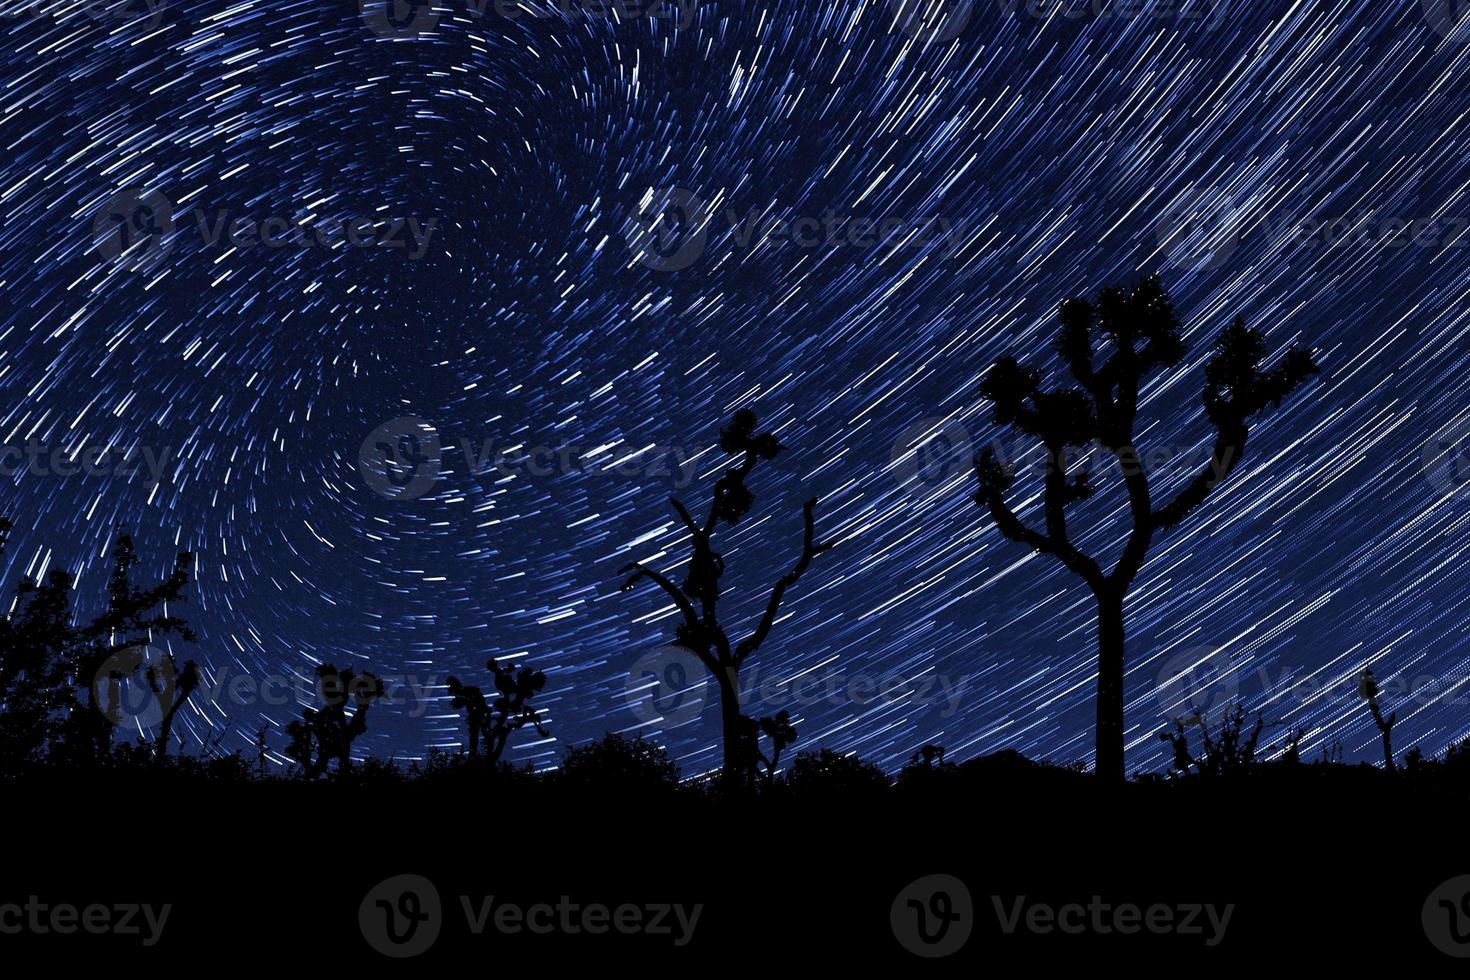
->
1, 0, 1468, 777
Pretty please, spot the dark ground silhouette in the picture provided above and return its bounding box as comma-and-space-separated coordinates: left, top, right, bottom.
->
0, 280, 1464, 966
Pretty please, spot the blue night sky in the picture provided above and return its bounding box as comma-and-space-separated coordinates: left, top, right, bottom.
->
2, 0, 1469, 775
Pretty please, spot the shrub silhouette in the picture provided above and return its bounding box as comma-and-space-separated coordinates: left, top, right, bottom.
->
620, 410, 832, 789
558, 733, 679, 792
970, 277, 1317, 782
1159, 705, 1267, 778
784, 748, 890, 796
445, 659, 550, 764
1358, 667, 1397, 770
283, 665, 385, 778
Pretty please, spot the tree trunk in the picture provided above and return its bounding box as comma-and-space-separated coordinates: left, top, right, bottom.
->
1095, 587, 1126, 784
718, 671, 742, 787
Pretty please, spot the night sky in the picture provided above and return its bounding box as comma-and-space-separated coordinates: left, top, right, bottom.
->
2, 0, 1468, 776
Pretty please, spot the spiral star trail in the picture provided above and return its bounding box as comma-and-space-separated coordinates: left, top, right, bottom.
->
0, 0, 1467, 776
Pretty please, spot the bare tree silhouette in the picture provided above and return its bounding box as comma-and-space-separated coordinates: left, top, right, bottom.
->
619, 410, 832, 789
446, 659, 550, 764
971, 277, 1318, 782
1359, 667, 1397, 770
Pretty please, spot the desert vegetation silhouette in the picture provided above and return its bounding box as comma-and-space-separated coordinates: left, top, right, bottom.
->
618, 408, 832, 789
11, 278, 1466, 804
969, 276, 1318, 782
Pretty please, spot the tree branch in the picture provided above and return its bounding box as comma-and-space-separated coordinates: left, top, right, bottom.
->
733, 497, 831, 667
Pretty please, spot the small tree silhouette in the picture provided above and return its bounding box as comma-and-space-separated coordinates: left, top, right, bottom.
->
72, 535, 196, 761
1358, 667, 1397, 771
445, 659, 550, 764
971, 277, 1317, 782
619, 410, 832, 789
283, 664, 384, 778
733, 710, 797, 786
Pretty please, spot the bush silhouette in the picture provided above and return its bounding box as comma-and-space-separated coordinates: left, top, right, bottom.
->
620, 410, 831, 789
970, 277, 1317, 781
784, 748, 889, 796
558, 733, 680, 792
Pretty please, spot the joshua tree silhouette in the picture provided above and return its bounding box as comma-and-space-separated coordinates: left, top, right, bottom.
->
619, 410, 832, 788
971, 277, 1318, 782
284, 664, 384, 777
446, 659, 550, 764
1359, 667, 1398, 770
